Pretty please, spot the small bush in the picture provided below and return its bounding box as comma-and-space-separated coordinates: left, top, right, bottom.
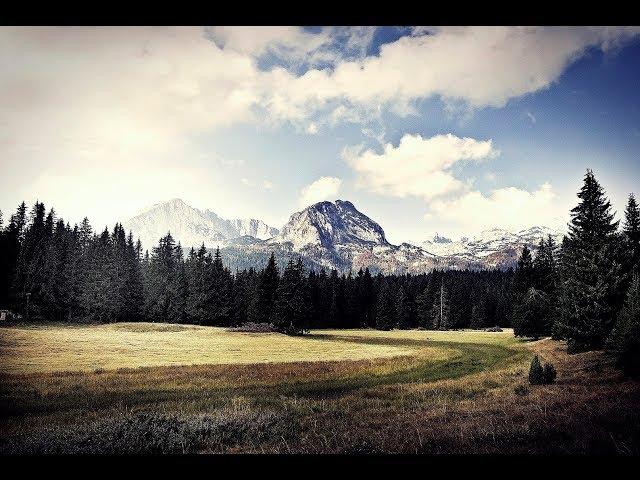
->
528, 355, 544, 385
529, 355, 557, 385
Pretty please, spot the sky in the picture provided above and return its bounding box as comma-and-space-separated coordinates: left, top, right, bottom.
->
1, 26, 640, 245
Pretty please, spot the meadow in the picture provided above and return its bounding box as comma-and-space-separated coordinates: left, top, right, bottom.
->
0, 323, 639, 454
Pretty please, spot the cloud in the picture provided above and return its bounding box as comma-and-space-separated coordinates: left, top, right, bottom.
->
207, 26, 375, 69
255, 26, 640, 123
1, 26, 638, 152
343, 133, 498, 200
427, 182, 565, 233
299, 177, 342, 207
306, 123, 318, 134
1, 26, 639, 226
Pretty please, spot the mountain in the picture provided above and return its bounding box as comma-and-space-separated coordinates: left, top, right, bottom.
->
124, 198, 564, 274
221, 200, 443, 274
123, 198, 279, 251
422, 226, 565, 269
271, 200, 388, 249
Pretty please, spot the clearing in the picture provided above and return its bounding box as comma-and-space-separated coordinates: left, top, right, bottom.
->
0, 322, 638, 454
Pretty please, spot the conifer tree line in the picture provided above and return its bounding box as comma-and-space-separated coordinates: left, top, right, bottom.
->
0, 169, 638, 371
510, 170, 640, 375
0, 201, 514, 333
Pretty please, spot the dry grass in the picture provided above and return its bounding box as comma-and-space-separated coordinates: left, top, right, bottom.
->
0, 323, 433, 374
1, 324, 637, 454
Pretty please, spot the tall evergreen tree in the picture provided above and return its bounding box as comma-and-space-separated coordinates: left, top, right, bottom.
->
13, 202, 48, 319
415, 286, 432, 329
513, 287, 552, 339
513, 245, 535, 295
144, 233, 187, 323
247, 253, 279, 324
557, 170, 627, 351
395, 286, 413, 329
185, 245, 214, 324
271, 258, 309, 335
375, 282, 395, 331
209, 247, 233, 326
622, 193, 640, 274
607, 275, 640, 377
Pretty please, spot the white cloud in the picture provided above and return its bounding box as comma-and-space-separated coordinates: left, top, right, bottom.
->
299, 177, 342, 208
2, 26, 639, 227
256, 26, 640, 122
343, 133, 498, 200
207, 26, 375, 69
427, 182, 566, 233
306, 123, 318, 134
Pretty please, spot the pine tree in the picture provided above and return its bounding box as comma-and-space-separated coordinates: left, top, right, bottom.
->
622, 193, 640, 274
395, 286, 413, 329
248, 253, 279, 324
513, 287, 552, 339
375, 282, 395, 331
13, 202, 48, 319
607, 275, 640, 377
470, 297, 487, 329
557, 170, 627, 352
533, 236, 558, 294
415, 286, 432, 329
185, 244, 214, 324
209, 247, 232, 326
123, 232, 145, 321
144, 233, 187, 323
271, 258, 308, 335
359, 267, 375, 328
513, 245, 535, 295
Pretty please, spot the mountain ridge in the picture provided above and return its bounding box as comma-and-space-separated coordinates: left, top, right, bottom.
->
124, 198, 565, 273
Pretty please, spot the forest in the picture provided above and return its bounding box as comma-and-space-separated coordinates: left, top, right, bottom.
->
1, 170, 639, 374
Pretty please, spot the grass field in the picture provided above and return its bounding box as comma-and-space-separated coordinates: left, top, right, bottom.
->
1, 322, 639, 454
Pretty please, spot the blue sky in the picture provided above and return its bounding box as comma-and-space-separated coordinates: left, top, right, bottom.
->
1, 26, 639, 244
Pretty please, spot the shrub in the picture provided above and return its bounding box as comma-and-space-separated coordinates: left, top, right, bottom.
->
529, 355, 557, 385
528, 355, 544, 385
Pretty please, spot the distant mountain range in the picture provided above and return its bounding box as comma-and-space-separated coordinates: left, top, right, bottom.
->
124, 198, 564, 274
123, 198, 279, 253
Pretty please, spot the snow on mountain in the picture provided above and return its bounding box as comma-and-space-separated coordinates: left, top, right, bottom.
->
229, 218, 279, 240
236, 200, 441, 274
422, 225, 565, 268
123, 198, 279, 251
271, 200, 388, 250
123, 198, 565, 274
